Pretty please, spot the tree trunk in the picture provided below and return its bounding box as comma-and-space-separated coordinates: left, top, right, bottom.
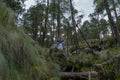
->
112, 0, 120, 33
118, 0, 120, 3
66, 21, 70, 55
60, 71, 98, 78
112, 0, 119, 29
117, 0, 120, 10
103, 0, 120, 46
69, 0, 79, 53
32, 19, 38, 41
42, 0, 49, 46
76, 24, 91, 48
51, 0, 56, 44
57, 0, 61, 38
96, 14, 101, 40
50, 18, 54, 45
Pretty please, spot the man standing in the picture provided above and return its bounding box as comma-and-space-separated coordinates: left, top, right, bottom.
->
56, 37, 64, 50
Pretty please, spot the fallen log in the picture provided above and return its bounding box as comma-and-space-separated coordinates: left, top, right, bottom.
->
60, 71, 98, 78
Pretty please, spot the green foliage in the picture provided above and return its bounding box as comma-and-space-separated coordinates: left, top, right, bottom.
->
69, 39, 109, 52
65, 46, 120, 79
94, 47, 120, 79
3, 0, 26, 15
94, 0, 104, 13
23, 3, 46, 40
0, 4, 15, 26
81, 18, 108, 40
0, 2, 60, 80
0, 24, 60, 80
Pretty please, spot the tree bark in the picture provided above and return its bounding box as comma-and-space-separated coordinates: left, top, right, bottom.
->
69, 0, 79, 53
57, 0, 61, 38
76, 24, 91, 48
112, 0, 120, 33
103, 0, 120, 46
66, 21, 70, 55
42, 0, 49, 46
96, 14, 101, 40
32, 19, 38, 41
117, 0, 120, 11
60, 71, 98, 78
51, 0, 56, 44
112, 0, 119, 22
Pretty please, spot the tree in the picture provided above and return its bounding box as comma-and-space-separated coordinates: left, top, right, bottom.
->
94, 0, 120, 46
80, 21, 90, 39
3, 0, 26, 22
23, 4, 46, 42
57, 0, 61, 38
69, 0, 79, 53
103, 0, 120, 46
42, 0, 49, 46
111, 0, 119, 24
93, 0, 105, 14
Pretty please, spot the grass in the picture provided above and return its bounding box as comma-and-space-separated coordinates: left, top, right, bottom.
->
0, 1, 60, 80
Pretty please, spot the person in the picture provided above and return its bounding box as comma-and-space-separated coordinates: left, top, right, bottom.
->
56, 37, 64, 50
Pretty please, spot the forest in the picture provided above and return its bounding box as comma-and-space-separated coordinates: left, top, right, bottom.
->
0, 0, 120, 80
